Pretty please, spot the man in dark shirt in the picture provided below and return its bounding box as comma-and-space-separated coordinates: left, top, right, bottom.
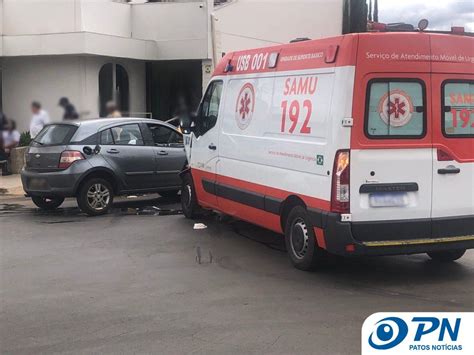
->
58, 97, 79, 120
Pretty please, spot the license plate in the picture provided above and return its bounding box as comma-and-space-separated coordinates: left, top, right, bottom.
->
369, 192, 409, 208
29, 177, 48, 190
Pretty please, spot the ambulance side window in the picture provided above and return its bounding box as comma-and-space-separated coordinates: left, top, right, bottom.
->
365, 80, 426, 138
196, 81, 223, 137
442, 81, 474, 137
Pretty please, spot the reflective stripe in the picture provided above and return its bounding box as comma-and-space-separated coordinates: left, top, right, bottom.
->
363, 235, 474, 247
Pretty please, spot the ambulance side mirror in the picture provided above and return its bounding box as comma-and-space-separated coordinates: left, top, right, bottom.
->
180, 112, 196, 133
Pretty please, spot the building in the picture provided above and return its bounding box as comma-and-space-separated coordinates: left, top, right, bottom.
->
0, 0, 360, 132
0, 0, 214, 131
212, 0, 344, 63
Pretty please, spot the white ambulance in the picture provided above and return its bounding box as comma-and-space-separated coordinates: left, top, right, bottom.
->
180, 30, 474, 270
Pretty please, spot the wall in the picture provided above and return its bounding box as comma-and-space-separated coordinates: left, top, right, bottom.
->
3, 0, 82, 35
214, 0, 343, 58
131, 1, 211, 60
2, 56, 145, 132
1, 0, 211, 61
81, 0, 132, 38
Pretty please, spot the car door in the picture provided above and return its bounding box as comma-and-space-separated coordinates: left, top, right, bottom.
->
350, 75, 433, 241
431, 75, 474, 236
188, 80, 224, 209
100, 123, 157, 191
143, 122, 186, 188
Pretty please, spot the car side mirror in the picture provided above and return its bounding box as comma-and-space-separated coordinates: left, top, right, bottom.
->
94, 144, 101, 154
180, 114, 192, 130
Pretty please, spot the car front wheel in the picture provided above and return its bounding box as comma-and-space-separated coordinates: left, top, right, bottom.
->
77, 178, 113, 216
181, 173, 200, 219
31, 196, 65, 210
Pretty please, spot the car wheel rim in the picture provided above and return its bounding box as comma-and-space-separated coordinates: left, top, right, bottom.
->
290, 218, 309, 259
86, 183, 110, 211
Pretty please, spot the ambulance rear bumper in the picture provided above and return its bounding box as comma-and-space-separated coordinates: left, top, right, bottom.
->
308, 211, 474, 256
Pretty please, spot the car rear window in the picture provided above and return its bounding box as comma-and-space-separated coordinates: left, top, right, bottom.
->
33, 124, 77, 146
365, 79, 426, 138
442, 81, 474, 137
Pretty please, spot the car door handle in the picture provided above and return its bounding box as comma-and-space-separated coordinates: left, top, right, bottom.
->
438, 167, 461, 174
157, 150, 168, 156
106, 149, 120, 154
208, 144, 217, 150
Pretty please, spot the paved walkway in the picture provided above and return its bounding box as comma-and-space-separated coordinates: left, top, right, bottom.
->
0, 174, 24, 196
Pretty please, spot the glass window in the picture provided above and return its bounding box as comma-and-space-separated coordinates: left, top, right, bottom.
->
442, 81, 474, 137
196, 81, 223, 136
33, 124, 77, 146
110, 124, 144, 145
366, 80, 425, 138
147, 124, 183, 145
101, 129, 114, 145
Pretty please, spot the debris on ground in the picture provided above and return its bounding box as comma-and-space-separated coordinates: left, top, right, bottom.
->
193, 223, 207, 230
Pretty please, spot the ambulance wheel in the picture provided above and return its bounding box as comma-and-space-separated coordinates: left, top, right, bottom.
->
181, 173, 200, 219
427, 249, 466, 262
284, 205, 326, 271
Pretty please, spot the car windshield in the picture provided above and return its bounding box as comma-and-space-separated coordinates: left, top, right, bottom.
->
33, 124, 77, 146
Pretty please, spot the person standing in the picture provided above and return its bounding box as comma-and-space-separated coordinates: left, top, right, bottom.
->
58, 97, 79, 120
29, 101, 50, 138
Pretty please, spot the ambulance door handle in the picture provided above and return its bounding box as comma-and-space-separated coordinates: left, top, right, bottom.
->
208, 144, 217, 150
437, 167, 460, 175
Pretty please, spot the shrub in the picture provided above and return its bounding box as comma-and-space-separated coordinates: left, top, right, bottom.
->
19, 131, 32, 147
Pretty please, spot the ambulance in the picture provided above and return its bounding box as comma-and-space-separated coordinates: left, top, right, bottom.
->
180, 29, 474, 270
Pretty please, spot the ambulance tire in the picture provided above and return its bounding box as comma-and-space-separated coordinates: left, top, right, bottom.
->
427, 249, 466, 262
181, 173, 200, 219
284, 205, 326, 271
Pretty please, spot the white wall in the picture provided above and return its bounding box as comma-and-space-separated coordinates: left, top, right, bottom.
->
3, 0, 82, 35
1, 0, 211, 61
81, 0, 131, 38
131, 1, 211, 60
2, 56, 145, 132
214, 0, 343, 58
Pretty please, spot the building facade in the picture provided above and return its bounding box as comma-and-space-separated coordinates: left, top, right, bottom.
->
1, 0, 347, 132
0, 0, 214, 131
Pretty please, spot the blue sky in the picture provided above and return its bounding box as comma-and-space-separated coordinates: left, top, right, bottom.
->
378, 0, 474, 32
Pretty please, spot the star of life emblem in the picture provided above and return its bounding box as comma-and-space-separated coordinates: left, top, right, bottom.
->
378, 89, 414, 127
235, 83, 255, 130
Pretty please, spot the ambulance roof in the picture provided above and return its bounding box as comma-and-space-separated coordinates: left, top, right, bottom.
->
213, 32, 474, 77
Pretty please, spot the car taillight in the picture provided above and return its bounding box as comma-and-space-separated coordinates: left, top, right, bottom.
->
331, 150, 350, 213
58, 151, 84, 169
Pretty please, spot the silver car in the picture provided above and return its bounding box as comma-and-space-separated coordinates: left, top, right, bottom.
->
21, 118, 187, 216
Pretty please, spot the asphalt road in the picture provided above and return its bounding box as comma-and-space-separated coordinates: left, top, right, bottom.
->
0, 195, 473, 354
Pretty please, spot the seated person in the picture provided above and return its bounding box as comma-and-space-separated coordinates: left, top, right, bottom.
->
2, 119, 20, 154
1, 119, 20, 175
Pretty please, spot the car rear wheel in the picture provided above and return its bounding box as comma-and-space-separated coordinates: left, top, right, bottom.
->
284, 205, 326, 271
181, 173, 200, 219
31, 196, 65, 210
427, 249, 466, 262
77, 178, 113, 216
159, 190, 180, 199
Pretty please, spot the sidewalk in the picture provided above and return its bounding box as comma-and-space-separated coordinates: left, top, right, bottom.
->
0, 174, 24, 196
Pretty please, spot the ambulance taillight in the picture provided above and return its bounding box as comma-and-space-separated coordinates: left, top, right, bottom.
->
331, 150, 350, 213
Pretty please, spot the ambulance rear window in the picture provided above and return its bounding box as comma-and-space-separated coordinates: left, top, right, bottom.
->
442, 81, 474, 138
365, 79, 426, 139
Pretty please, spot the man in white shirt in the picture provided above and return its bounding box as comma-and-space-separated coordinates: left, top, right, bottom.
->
29, 101, 50, 138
